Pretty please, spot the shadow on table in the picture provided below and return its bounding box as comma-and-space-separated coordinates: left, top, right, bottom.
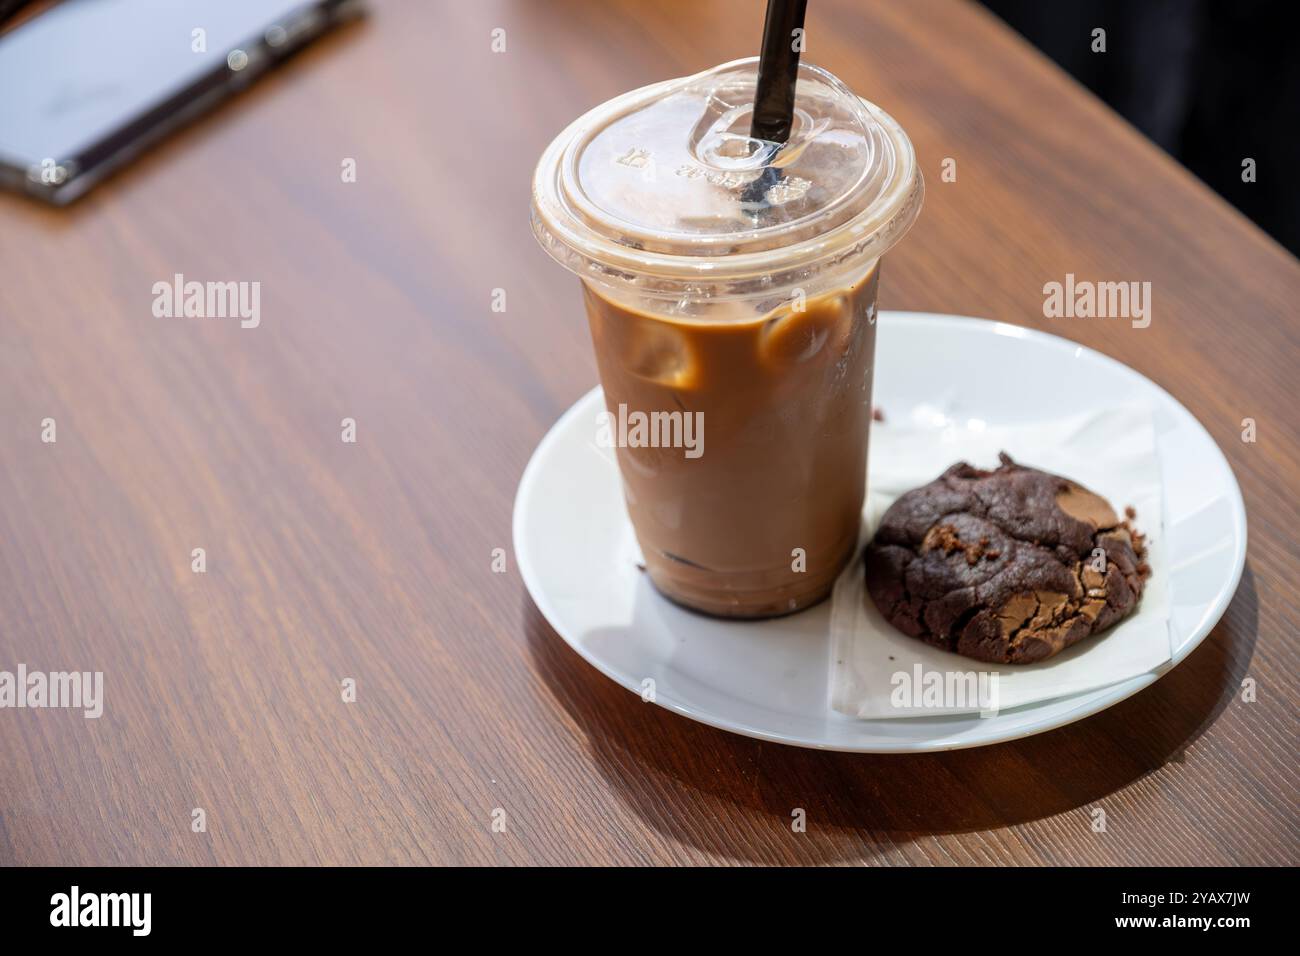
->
523, 564, 1258, 864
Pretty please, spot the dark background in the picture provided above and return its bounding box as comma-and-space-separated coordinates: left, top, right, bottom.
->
982, 0, 1299, 256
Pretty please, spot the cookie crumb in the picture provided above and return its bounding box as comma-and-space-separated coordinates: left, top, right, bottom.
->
1123, 517, 1152, 581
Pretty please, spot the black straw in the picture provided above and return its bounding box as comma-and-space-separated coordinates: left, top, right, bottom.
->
750, 0, 809, 145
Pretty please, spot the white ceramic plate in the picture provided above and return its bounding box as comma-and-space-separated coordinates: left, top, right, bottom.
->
513, 313, 1247, 752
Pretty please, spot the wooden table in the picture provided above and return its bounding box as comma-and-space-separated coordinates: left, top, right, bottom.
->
1, 0, 1296, 866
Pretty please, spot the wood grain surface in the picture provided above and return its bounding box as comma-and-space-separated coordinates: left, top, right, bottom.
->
1, 0, 1296, 866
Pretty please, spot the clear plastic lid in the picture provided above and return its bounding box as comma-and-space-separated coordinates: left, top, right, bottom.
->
531, 57, 922, 297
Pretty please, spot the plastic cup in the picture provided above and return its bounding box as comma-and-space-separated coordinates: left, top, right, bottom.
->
532, 58, 922, 618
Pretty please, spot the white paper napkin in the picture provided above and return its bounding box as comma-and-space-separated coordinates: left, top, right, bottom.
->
830, 405, 1170, 718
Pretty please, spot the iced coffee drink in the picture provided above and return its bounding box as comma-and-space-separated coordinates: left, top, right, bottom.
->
532, 59, 921, 617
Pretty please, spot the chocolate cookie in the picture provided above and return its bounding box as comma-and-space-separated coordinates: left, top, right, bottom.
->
864, 453, 1150, 664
